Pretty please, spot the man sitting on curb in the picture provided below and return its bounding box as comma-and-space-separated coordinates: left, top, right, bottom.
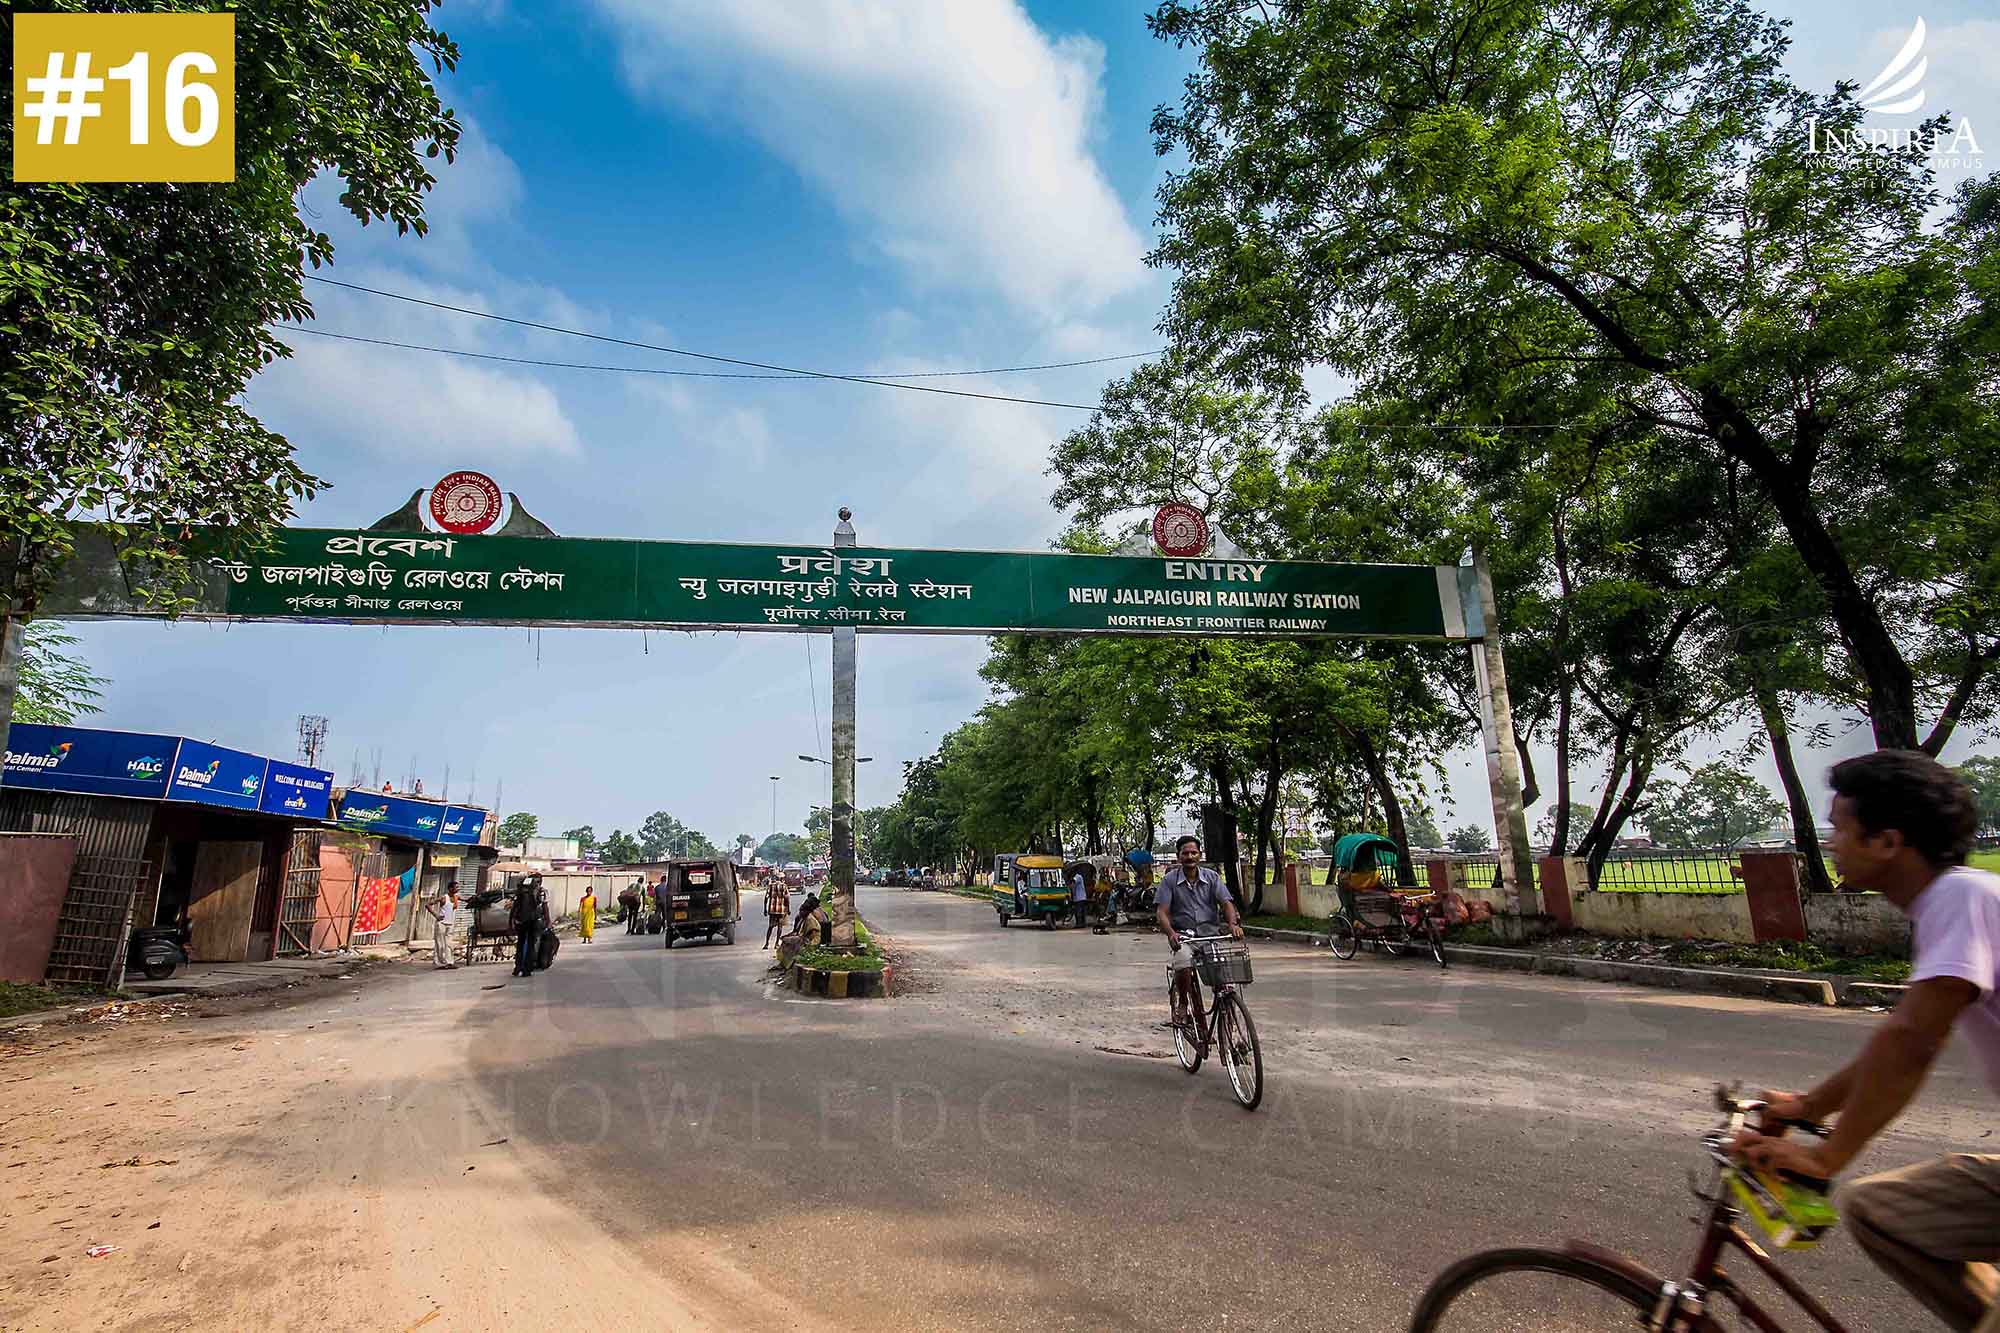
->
1735, 749, 2000, 1332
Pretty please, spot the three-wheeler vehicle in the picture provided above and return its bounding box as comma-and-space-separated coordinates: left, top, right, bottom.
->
991, 853, 1074, 928
663, 857, 741, 947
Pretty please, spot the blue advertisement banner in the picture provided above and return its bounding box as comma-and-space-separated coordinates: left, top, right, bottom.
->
437, 805, 487, 845
166, 738, 269, 811
260, 760, 334, 821
1, 723, 180, 800
335, 791, 447, 841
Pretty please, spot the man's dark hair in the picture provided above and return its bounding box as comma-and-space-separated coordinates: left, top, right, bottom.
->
1175, 834, 1201, 852
1828, 749, 1978, 867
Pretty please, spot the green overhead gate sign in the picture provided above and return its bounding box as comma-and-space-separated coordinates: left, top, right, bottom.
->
41, 528, 1479, 641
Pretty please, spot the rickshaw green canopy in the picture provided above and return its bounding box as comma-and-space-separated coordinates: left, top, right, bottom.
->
1332, 833, 1402, 875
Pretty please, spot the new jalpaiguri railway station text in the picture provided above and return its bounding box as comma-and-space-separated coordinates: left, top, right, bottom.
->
1067, 564, 1362, 632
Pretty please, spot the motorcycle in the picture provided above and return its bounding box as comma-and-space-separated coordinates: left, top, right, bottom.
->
128, 921, 191, 981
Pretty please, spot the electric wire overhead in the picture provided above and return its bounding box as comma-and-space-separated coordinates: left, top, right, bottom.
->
294, 274, 1573, 430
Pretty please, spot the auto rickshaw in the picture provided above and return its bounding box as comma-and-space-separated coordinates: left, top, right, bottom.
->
663, 857, 741, 947
991, 853, 1072, 928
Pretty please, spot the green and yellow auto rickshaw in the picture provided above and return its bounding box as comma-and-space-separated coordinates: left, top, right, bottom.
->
991, 853, 1073, 928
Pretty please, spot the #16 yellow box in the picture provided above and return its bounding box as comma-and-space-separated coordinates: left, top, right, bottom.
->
12, 12, 235, 183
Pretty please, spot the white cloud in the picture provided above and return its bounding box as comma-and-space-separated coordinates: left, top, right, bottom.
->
255, 332, 582, 461
590, 0, 1148, 320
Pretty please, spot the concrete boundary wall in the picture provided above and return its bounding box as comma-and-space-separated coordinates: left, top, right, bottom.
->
1567, 889, 1758, 944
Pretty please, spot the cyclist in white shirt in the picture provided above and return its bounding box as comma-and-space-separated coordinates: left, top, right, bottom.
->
1735, 749, 1999, 1331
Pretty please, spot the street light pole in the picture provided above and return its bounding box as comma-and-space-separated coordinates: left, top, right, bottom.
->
769, 775, 780, 840
827, 508, 859, 947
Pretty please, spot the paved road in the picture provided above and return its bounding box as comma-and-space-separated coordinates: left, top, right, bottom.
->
5, 885, 1993, 1330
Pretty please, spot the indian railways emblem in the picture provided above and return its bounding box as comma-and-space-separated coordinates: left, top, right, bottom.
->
427, 471, 505, 535
1151, 502, 1211, 558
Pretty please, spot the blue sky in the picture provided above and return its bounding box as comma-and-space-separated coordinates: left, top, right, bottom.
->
60, 0, 1997, 848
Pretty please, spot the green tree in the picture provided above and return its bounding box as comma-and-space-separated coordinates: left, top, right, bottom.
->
497, 812, 538, 848
11, 622, 107, 724
755, 832, 810, 865
639, 811, 687, 860
1643, 764, 1785, 850
1148, 0, 2000, 756
599, 829, 643, 864
560, 825, 597, 856
1, 0, 464, 764
1447, 825, 1491, 854
1403, 807, 1443, 850
1535, 803, 1598, 855
1956, 756, 2000, 835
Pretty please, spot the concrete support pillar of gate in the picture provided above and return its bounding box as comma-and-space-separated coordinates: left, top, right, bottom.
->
1461, 549, 1540, 938
828, 508, 859, 950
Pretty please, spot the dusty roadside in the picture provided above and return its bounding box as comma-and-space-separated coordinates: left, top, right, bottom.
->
0, 960, 717, 1333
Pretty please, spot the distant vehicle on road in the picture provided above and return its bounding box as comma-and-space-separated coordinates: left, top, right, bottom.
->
991, 853, 1071, 928
663, 858, 740, 948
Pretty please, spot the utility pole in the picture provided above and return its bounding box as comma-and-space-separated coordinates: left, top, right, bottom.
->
827, 507, 859, 949
769, 775, 780, 839
1463, 548, 1539, 931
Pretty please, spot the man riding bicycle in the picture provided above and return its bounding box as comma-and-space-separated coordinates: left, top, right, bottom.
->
1734, 750, 2000, 1332
1154, 834, 1242, 1025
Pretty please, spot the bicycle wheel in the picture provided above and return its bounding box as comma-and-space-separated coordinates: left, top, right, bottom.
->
1409, 1247, 1658, 1332
1381, 928, 1404, 957
1214, 992, 1263, 1111
1170, 987, 1203, 1072
1328, 914, 1359, 960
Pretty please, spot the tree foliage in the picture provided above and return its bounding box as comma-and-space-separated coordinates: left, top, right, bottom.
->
2, 0, 463, 638
497, 812, 538, 848
1643, 763, 1785, 850
599, 829, 643, 864
1447, 825, 1492, 854
1952, 755, 2000, 835
1147, 0, 2000, 758
560, 825, 597, 856
11, 622, 107, 724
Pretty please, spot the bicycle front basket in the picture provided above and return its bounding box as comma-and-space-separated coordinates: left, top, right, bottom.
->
1193, 937, 1253, 987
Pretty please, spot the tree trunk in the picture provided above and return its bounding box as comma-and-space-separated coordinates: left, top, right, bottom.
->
1758, 686, 1835, 894
1209, 756, 1241, 903
1351, 730, 1415, 884
1551, 673, 1575, 854
1586, 754, 1656, 887
1706, 395, 1919, 749
0, 612, 23, 779
1083, 773, 1103, 856
1250, 739, 1280, 916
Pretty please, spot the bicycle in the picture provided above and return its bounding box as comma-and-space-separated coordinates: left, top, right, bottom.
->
1167, 930, 1264, 1111
1409, 1086, 1848, 1330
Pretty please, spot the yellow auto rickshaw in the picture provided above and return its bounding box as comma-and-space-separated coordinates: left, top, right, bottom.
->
991, 853, 1072, 928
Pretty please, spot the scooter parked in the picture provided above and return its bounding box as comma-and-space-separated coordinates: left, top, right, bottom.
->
128, 921, 191, 981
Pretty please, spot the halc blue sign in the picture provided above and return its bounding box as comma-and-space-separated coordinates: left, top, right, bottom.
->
260, 760, 334, 821
1, 723, 180, 799
335, 791, 448, 841
437, 805, 488, 845
166, 739, 269, 812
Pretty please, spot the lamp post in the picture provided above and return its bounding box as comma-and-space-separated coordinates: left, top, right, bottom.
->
801, 753, 871, 892
769, 775, 780, 841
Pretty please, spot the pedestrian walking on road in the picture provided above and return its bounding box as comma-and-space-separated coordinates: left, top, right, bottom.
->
579, 887, 596, 943
763, 877, 789, 948
511, 875, 546, 978
426, 882, 457, 969
1732, 750, 2000, 1332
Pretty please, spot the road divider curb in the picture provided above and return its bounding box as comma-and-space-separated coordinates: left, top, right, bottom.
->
786, 963, 893, 999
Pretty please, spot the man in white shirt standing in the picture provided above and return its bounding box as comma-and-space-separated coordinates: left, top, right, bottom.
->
1735, 749, 1997, 1331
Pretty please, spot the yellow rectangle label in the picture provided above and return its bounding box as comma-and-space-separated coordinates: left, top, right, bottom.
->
13, 13, 235, 182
